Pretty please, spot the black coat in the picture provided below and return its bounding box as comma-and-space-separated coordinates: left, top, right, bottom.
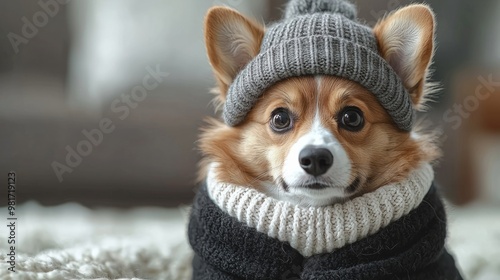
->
188, 184, 463, 280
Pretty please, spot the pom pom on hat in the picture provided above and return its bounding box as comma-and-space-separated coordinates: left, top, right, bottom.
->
284, 0, 357, 20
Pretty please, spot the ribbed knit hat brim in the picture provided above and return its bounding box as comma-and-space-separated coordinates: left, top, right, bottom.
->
222, 0, 414, 131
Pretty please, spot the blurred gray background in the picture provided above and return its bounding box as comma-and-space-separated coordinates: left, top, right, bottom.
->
1, 0, 499, 207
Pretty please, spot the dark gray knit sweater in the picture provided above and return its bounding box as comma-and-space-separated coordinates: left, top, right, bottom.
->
188, 185, 463, 279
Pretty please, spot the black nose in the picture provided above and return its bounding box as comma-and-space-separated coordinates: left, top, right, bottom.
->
299, 146, 333, 176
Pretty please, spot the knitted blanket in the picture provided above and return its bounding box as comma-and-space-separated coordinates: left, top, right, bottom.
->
188, 165, 463, 279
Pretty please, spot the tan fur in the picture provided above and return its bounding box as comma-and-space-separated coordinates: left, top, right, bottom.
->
199, 5, 440, 200
199, 76, 440, 197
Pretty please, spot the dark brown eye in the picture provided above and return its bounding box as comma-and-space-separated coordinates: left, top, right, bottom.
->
338, 106, 364, 132
270, 108, 293, 133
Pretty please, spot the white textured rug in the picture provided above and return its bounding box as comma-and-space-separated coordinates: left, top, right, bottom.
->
1, 201, 499, 280
0, 202, 193, 280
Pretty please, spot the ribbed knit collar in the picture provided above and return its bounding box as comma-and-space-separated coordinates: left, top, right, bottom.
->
206, 164, 434, 257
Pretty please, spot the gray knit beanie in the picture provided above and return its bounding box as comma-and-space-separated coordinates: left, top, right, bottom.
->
223, 0, 414, 131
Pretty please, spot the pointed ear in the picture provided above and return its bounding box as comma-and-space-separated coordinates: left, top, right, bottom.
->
204, 7, 264, 101
374, 5, 436, 110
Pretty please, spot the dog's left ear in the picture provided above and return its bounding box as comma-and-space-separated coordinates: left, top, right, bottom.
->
374, 5, 435, 109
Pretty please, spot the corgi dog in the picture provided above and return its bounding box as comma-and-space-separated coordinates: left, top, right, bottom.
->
198, 4, 439, 207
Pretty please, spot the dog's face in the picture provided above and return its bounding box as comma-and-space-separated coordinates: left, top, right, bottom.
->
200, 5, 439, 206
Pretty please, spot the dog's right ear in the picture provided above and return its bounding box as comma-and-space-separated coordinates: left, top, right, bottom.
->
205, 7, 264, 100
373, 5, 435, 110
